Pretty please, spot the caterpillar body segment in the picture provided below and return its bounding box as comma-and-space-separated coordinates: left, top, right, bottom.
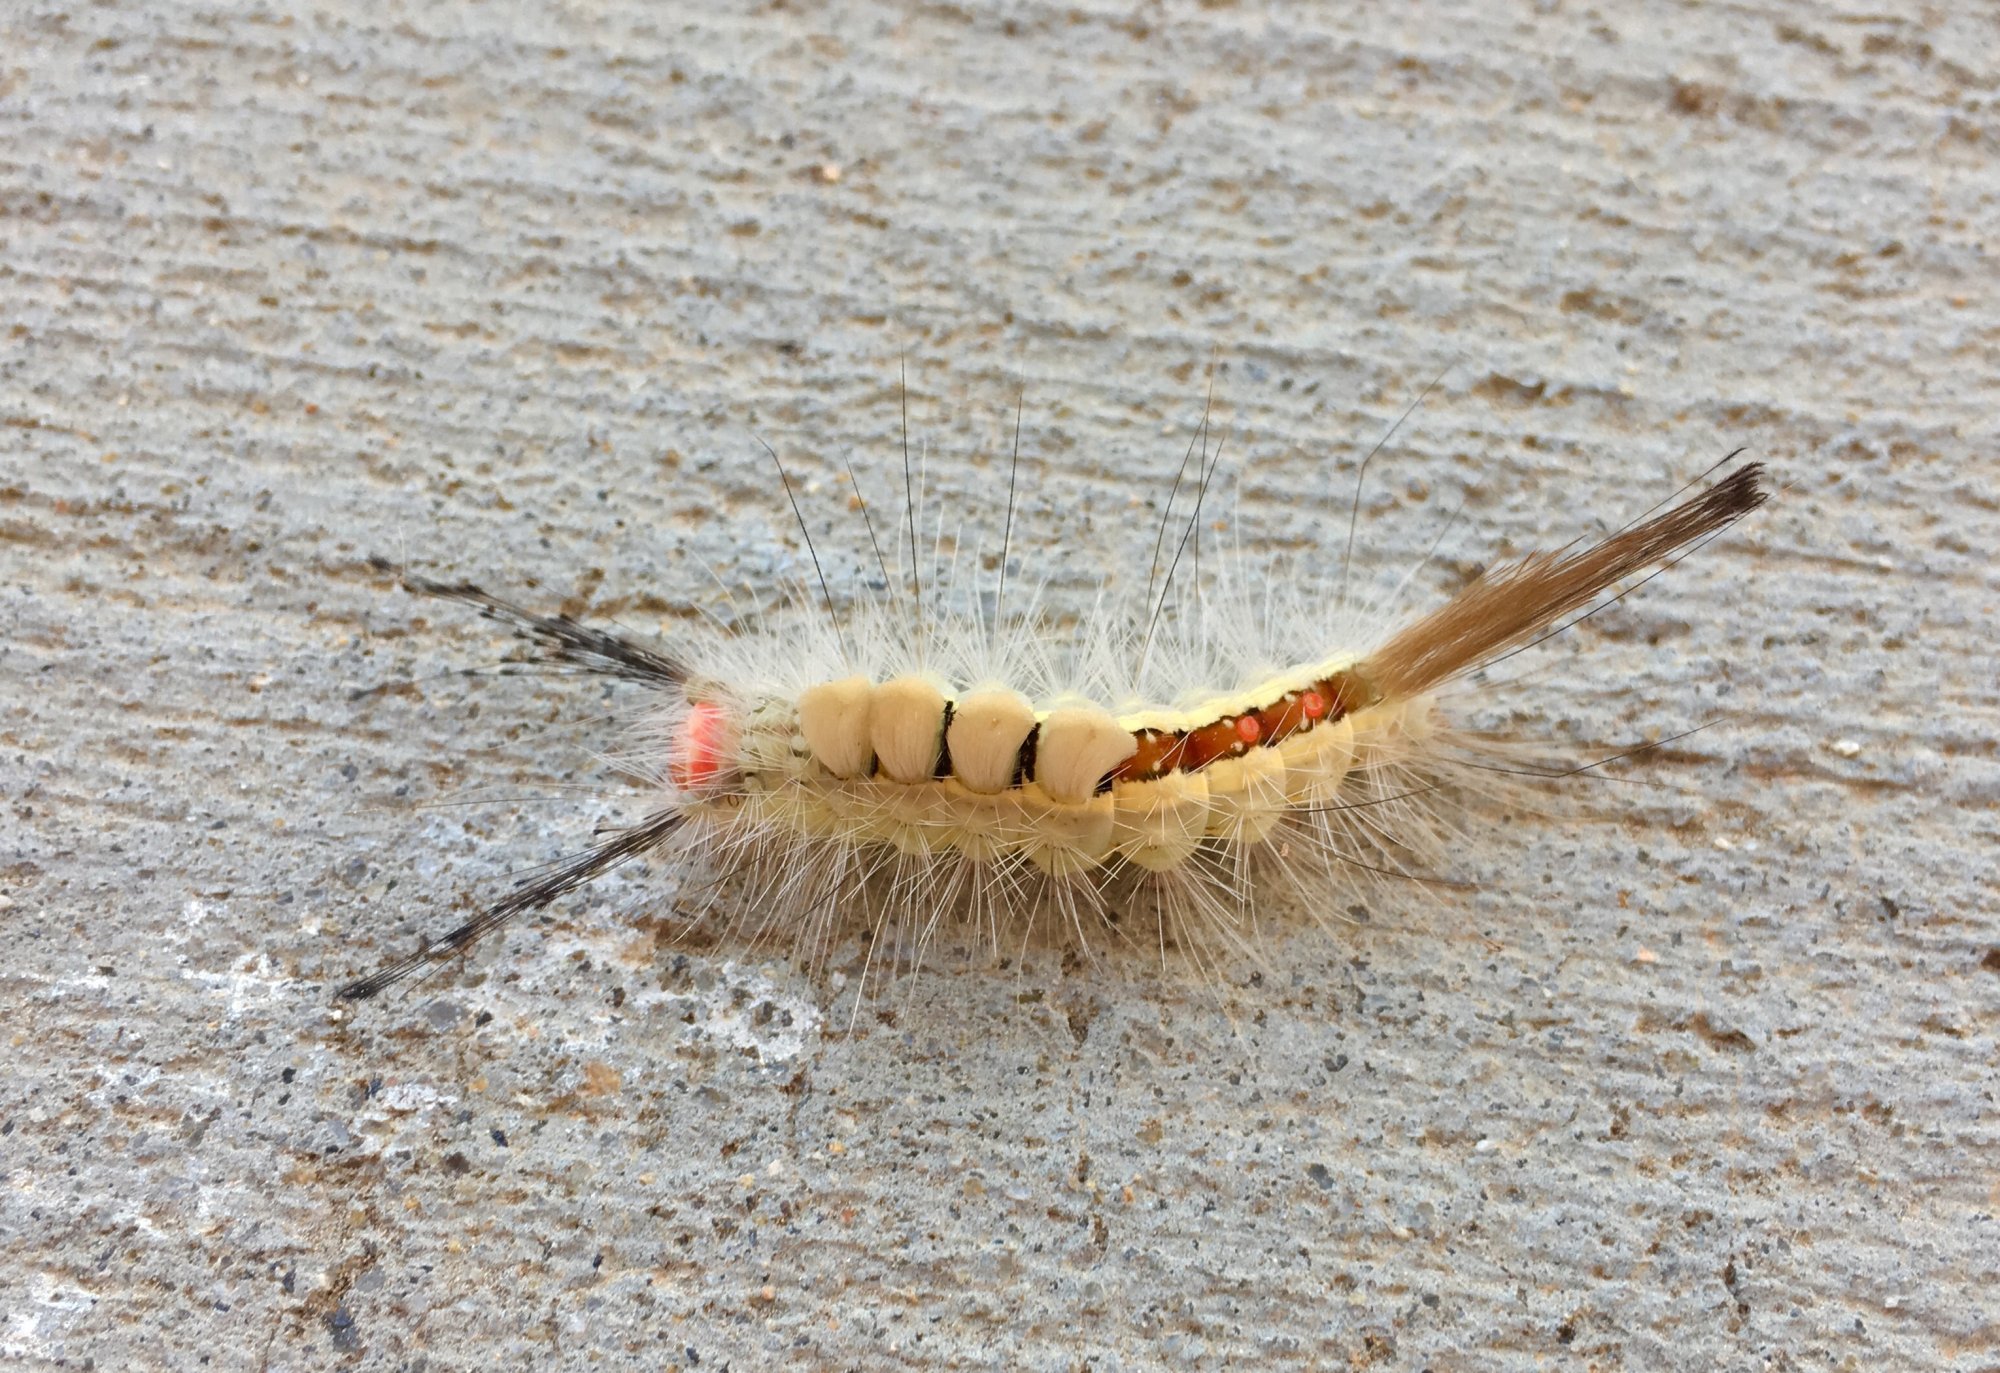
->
334, 461, 1768, 1002
945, 689, 1039, 795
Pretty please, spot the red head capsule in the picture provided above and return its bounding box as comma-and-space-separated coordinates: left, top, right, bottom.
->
670, 702, 732, 791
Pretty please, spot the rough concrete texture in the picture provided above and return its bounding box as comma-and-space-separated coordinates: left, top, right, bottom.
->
3, 1, 1995, 1369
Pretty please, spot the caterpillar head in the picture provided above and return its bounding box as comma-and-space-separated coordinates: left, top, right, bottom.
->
668, 700, 738, 793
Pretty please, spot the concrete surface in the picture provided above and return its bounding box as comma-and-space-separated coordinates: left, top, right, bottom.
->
3, 1, 1995, 1369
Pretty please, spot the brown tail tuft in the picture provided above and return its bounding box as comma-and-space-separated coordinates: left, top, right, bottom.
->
1364, 462, 1767, 699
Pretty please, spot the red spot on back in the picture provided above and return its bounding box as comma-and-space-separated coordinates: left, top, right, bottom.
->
1234, 715, 1261, 744
1300, 691, 1327, 721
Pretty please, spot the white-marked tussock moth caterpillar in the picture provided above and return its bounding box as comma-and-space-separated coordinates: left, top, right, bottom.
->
334, 395, 1767, 1005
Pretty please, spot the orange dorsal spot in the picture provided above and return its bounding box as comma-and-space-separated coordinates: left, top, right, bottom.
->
1104, 669, 1375, 785
1115, 729, 1187, 782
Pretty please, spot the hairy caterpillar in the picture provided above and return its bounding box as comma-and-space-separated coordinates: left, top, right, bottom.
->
333, 413, 1768, 1005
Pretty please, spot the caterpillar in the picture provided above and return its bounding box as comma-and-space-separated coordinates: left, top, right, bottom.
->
332, 415, 1768, 1005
